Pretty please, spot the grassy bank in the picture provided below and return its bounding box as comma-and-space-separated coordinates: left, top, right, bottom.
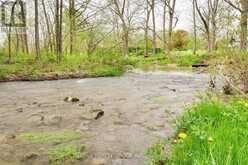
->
146, 96, 248, 165
0, 50, 209, 81
0, 52, 130, 81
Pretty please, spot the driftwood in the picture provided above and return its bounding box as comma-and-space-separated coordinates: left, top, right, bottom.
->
192, 63, 209, 68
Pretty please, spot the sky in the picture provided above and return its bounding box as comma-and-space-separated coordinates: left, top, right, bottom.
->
175, 0, 192, 31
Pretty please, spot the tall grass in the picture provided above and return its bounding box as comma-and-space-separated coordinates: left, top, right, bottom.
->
146, 96, 248, 165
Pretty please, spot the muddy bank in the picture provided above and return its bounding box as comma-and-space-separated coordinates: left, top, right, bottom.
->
0, 66, 207, 83
0, 71, 210, 165
0, 72, 92, 82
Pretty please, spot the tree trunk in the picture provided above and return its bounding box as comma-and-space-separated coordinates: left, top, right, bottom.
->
224, 0, 247, 50
193, 0, 197, 54
34, 0, 40, 61
151, 0, 157, 55
23, 32, 29, 54
167, 0, 176, 54
144, 25, 149, 57
168, 14, 173, 53
240, 10, 247, 49
209, 0, 219, 51
207, 1, 212, 52
162, 2, 166, 55
207, 33, 211, 51
59, 0, 63, 55
17, 0, 28, 54
55, 0, 63, 63
41, 0, 53, 52
15, 30, 19, 52
7, 29, 12, 64
144, 0, 151, 57
211, 19, 217, 50
55, 0, 60, 63
123, 27, 129, 56
69, 0, 76, 54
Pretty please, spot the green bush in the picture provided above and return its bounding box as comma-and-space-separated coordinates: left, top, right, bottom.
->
172, 30, 190, 51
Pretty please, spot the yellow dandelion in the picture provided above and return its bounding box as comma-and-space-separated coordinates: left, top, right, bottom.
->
172, 139, 178, 144
208, 137, 214, 144
178, 133, 187, 140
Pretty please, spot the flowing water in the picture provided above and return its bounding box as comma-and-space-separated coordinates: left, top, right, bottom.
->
0, 71, 210, 165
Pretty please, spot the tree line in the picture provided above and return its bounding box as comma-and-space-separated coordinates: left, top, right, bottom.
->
3, 0, 248, 63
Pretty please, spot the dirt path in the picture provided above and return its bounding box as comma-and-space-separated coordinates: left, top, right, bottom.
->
0, 71, 209, 165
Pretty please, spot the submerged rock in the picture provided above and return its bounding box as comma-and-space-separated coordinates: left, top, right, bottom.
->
94, 111, 104, 120
16, 108, 23, 113
72, 97, 80, 102
22, 153, 38, 162
64, 97, 71, 102
79, 103, 85, 107
64, 97, 80, 102
90, 109, 105, 120
80, 109, 105, 121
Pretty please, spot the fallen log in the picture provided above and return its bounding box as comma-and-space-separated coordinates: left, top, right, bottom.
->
192, 63, 209, 68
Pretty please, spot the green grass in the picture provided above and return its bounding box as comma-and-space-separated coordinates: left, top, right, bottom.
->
145, 139, 169, 165
0, 50, 211, 81
0, 52, 130, 80
87, 64, 124, 77
18, 132, 81, 143
169, 50, 209, 67
134, 50, 210, 70
48, 144, 85, 165
146, 97, 248, 165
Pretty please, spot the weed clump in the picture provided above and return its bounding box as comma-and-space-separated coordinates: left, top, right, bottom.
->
48, 144, 85, 165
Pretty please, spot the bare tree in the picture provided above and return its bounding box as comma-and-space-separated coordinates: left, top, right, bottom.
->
162, 0, 167, 54
55, 0, 63, 63
224, 0, 248, 49
167, 0, 177, 53
108, 0, 141, 55
41, 0, 53, 52
151, 0, 157, 55
144, 0, 152, 57
195, 0, 220, 52
69, 0, 76, 54
209, 0, 220, 50
193, 0, 197, 54
34, 0, 40, 60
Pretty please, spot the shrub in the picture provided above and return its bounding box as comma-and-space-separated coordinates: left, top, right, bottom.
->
172, 30, 190, 51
